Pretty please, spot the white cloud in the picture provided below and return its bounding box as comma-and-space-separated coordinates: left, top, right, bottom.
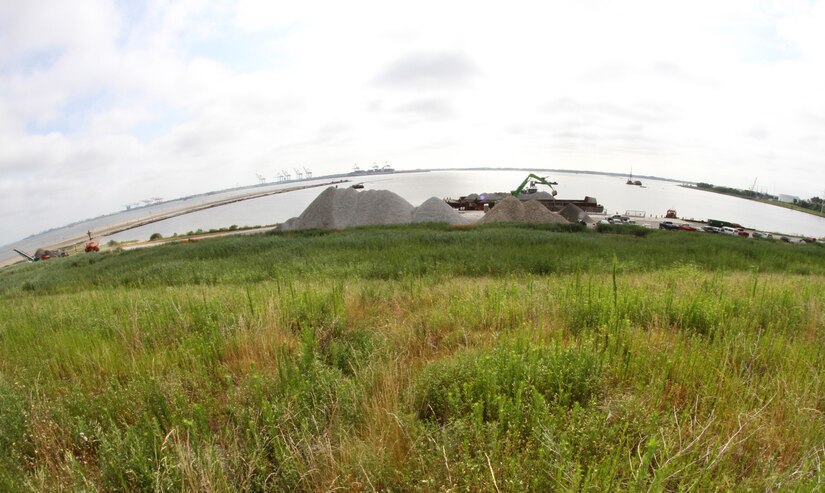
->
1, 0, 824, 245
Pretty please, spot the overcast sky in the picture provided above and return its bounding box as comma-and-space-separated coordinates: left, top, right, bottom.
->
2, 0, 824, 245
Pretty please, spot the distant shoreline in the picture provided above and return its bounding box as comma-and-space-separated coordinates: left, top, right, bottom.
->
0, 180, 348, 268
432, 166, 691, 184
679, 184, 825, 220
4, 168, 819, 264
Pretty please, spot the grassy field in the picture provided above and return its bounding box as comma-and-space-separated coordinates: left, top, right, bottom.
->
764, 201, 825, 221
1, 224, 823, 491
680, 185, 825, 223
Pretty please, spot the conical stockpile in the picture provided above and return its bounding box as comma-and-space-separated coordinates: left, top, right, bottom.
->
413, 197, 470, 225
522, 200, 568, 223
350, 190, 415, 227
481, 196, 568, 224
279, 187, 358, 230
558, 203, 594, 223
481, 195, 525, 222
278, 187, 468, 231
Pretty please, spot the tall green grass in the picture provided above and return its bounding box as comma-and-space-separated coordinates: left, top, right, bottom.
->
2, 224, 823, 296
0, 224, 823, 491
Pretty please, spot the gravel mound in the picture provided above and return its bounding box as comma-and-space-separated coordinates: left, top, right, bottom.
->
279, 188, 468, 231
279, 217, 299, 230
523, 200, 568, 223
279, 187, 357, 230
413, 197, 469, 224
559, 203, 594, 223
481, 196, 525, 223
353, 190, 415, 226
482, 196, 569, 224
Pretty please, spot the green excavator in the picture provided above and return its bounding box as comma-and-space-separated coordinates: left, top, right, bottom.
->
511, 174, 558, 197
444, 173, 603, 212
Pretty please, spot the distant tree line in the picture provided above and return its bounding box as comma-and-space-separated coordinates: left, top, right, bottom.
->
694, 182, 777, 201
694, 182, 824, 213
793, 196, 824, 212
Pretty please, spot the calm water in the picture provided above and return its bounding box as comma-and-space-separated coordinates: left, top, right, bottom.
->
105, 169, 825, 240
4, 170, 824, 264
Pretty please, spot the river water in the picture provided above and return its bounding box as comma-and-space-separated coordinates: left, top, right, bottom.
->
3, 169, 824, 265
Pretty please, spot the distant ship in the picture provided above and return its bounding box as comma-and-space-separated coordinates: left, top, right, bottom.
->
626, 169, 642, 186
349, 162, 395, 175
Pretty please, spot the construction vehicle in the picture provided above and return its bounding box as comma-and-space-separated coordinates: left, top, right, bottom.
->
85, 231, 100, 252
511, 174, 558, 197
444, 174, 604, 213
13, 248, 68, 262
13, 249, 36, 261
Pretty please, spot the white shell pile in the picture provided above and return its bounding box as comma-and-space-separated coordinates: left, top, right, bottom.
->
278, 187, 469, 231
481, 196, 568, 224
413, 197, 470, 225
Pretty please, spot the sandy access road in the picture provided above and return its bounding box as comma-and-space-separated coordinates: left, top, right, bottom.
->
2, 180, 347, 268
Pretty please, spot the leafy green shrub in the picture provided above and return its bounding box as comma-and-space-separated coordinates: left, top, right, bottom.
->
0, 377, 28, 462
413, 341, 601, 429
149, 233, 163, 241
596, 223, 651, 236
226, 334, 357, 490
0, 377, 30, 491
318, 327, 376, 376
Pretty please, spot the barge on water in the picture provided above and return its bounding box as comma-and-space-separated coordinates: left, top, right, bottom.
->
444, 173, 605, 213
445, 193, 604, 213
707, 218, 744, 229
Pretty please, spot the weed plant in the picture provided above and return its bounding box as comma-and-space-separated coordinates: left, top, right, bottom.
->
0, 224, 823, 491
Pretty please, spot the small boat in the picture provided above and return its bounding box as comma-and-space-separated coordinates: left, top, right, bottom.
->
351, 183, 365, 189
627, 169, 642, 186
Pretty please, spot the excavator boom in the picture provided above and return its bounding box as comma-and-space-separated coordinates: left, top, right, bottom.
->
13, 249, 35, 262
511, 174, 558, 197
